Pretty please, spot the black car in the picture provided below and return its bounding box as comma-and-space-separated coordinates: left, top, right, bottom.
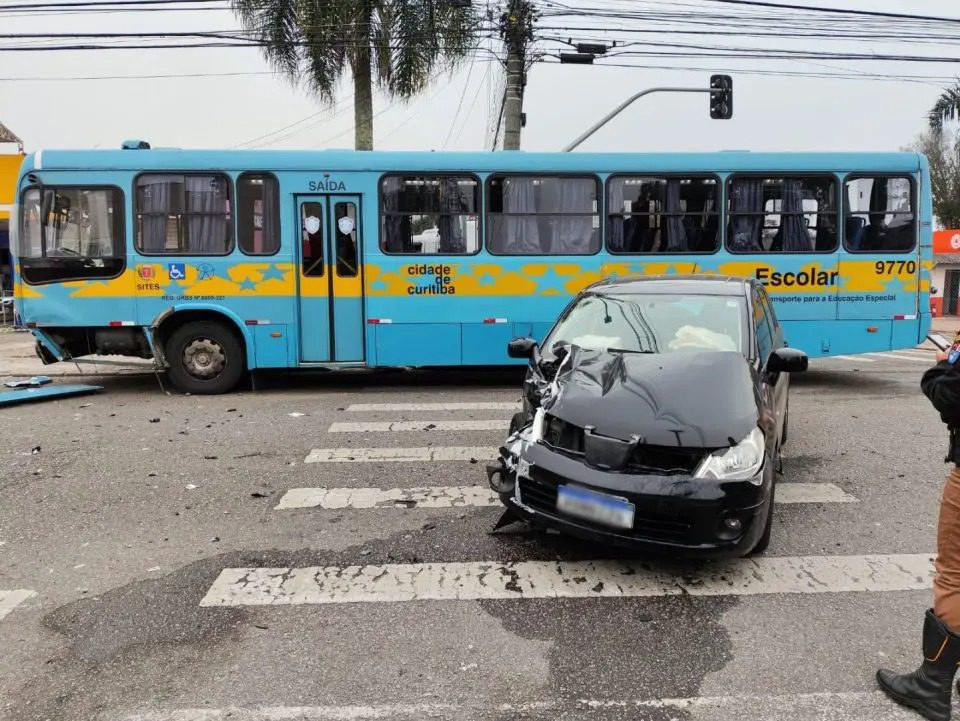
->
487, 275, 808, 558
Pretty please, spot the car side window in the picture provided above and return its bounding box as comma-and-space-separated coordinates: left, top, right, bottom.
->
758, 289, 781, 346
753, 290, 774, 362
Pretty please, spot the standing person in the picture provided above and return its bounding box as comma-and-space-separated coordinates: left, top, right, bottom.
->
878, 334, 960, 721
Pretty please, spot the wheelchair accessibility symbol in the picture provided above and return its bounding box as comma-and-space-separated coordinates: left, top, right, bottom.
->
168, 263, 186, 280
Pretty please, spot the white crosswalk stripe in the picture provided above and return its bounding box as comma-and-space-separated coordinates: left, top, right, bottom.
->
823, 349, 935, 365
328, 419, 507, 433
200, 553, 933, 606
121, 692, 923, 721
275, 482, 856, 510
829, 355, 874, 362
864, 352, 930, 363
305, 446, 497, 463
346, 402, 520, 412
0, 589, 36, 621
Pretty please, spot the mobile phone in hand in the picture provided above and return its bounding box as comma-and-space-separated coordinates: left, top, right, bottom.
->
929, 333, 952, 351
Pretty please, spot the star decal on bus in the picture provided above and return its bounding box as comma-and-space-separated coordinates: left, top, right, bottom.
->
162, 279, 187, 296
259, 264, 287, 283
238, 278, 258, 292
531, 267, 573, 295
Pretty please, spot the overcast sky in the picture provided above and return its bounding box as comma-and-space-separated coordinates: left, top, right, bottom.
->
1, 0, 958, 154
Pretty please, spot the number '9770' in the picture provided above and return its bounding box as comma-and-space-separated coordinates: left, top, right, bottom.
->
875, 260, 916, 275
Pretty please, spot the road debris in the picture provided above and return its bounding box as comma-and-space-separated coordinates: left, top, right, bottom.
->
4, 376, 52, 388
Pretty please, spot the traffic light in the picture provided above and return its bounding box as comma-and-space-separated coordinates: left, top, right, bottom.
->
710, 74, 733, 120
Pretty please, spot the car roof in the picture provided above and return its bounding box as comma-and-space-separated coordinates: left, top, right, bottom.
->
587, 275, 752, 297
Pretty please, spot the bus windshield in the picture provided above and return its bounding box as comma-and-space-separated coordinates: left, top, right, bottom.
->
545, 293, 745, 357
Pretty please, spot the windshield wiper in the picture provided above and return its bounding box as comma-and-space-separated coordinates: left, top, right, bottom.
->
607, 348, 657, 354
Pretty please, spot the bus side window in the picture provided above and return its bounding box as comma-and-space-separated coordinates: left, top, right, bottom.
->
843, 176, 915, 253
334, 202, 358, 277
19, 186, 126, 284
301, 202, 324, 277
727, 176, 837, 254
135, 173, 232, 255
607, 176, 719, 254
380, 175, 479, 255
487, 175, 600, 255
237, 173, 280, 255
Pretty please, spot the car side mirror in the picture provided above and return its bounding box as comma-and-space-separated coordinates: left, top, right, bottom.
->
507, 336, 538, 359
768, 347, 808, 374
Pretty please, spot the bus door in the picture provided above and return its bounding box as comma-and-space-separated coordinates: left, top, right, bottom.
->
296, 195, 364, 363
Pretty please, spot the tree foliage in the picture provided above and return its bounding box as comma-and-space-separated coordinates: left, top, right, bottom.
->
232, 0, 479, 149
930, 84, 960, 134
911, 130, 960, 229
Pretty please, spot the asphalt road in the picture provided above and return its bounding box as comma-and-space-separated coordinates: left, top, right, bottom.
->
0, 342, 951, 721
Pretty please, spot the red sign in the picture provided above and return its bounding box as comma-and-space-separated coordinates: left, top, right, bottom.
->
934, 229, 960, 254
137, 265, 154, 279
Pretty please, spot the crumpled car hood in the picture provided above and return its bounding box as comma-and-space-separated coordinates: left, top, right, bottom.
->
535, 346, 760, 449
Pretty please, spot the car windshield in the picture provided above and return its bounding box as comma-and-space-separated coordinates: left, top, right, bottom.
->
545, 292, 746, 357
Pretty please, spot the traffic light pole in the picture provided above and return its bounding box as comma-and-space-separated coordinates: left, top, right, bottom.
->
562, 87, 712, 152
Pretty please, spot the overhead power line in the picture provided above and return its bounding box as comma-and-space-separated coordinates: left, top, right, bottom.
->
701, 0, 960, 25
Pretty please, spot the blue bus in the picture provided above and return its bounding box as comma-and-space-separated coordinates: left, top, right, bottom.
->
11, 146, 932, 393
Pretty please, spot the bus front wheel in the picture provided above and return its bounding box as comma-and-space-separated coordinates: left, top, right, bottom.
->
166, 320, 245, 395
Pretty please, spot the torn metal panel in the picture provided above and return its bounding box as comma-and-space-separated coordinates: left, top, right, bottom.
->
0, 384, 103, 407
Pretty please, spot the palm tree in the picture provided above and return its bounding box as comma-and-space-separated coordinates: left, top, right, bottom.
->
232, 0, 478, 150
929, 82, 960, 133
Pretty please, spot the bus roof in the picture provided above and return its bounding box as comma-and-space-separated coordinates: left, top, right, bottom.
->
18, 148, 926, 176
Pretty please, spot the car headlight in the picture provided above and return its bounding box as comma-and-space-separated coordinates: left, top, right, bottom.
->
694, 427, 765, 483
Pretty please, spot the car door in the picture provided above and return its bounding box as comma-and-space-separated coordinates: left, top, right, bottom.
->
755, 286, 789, 443
752, 287, 780, 443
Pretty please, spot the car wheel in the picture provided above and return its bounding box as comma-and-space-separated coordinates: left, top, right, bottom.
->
748, 482, 776, 556
166, 320, 245, 395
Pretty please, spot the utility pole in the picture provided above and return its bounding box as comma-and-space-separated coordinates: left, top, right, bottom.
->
500, 0, 535, 150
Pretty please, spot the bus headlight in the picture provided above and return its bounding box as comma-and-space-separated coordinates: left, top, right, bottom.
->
694, 427, 765, 484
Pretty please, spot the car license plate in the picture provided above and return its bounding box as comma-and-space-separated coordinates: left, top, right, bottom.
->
556, 485, 635, 530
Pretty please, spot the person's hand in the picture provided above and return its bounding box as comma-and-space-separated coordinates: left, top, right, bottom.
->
938, 349, 950, 363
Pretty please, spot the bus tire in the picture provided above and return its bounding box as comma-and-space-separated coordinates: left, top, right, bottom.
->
165, 320, 245, 395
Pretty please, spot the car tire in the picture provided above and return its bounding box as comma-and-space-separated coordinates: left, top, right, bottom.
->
165, 320, 245, 395
749, 482, 776, 556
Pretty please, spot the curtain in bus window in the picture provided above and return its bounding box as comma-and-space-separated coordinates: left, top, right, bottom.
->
185, 176, 227, 254
381, 179, 404, 253
140, 178, 171, 252
607, 180, 625, 251
554, 178, 594, 254
729, 178, 763, 252
20, 190, 42, 257
500, 178, 539, 254
779, 179, 810, 252
664, 180, 688, 252
438, 177, 465, 253
84, 190, 111, 256
261, 177, 279, 253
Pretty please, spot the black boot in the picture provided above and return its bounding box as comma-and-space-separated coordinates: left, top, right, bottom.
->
878, 610, 960, 721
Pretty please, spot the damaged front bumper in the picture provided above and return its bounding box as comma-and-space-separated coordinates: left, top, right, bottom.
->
488, 430, 772, 558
